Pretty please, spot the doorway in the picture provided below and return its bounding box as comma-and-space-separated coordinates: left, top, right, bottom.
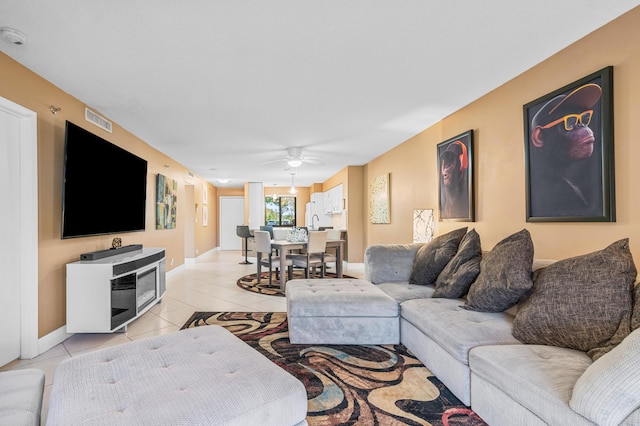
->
0, 96, 38, 365
184, 184, 195, 261
219, 196, 244, 250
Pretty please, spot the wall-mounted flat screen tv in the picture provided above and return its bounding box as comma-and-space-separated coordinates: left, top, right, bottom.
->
61, 121, 148, 239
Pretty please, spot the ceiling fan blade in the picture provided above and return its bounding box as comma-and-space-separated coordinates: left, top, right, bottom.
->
261, 158, 287, 165
301, 156, 324, 165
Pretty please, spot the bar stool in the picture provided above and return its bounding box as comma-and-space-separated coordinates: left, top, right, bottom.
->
236, 225, 253, 265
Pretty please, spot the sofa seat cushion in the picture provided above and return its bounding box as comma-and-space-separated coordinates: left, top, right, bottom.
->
0, 368, 45, 426
470, 344, 593, 426
401, 298, 518, 365
375, 282, 435, 302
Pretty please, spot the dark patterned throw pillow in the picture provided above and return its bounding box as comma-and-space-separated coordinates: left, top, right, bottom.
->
512, 239, 636, 360
433, 229, 482, 298
409, 227, 467, 285
463, 229, 534, 312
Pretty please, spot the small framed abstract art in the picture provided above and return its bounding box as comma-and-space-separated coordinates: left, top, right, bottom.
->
156, 174, 177, 229
369, 173, 390, 224
413, 209, 435, 243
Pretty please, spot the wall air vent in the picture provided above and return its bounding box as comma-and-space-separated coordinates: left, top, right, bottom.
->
85, 108, 112, 133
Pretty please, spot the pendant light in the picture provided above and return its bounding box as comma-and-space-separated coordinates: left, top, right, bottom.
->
289, 173, 297, 194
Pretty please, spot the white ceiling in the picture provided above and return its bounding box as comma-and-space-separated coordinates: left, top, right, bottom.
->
1, 1, 638, 188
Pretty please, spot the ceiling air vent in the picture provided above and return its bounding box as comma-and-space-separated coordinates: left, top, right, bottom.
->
85, 108, 112, 133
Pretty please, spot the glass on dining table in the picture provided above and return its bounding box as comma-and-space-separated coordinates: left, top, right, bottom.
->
286, 227, 308, 242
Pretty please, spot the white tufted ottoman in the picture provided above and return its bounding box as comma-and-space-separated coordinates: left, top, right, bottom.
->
47, 326, 308, 426
286, 279, 400, 345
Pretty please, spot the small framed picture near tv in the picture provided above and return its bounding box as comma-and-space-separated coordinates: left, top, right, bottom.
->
437, 130, 474, 222
523, 66, 615, 222
156, 174, 177, 230
61, 121, 148, 239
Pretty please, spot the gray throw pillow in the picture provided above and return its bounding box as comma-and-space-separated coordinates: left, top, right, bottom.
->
433, 229, 482, 298
409, 227, 467, 285
632, 283, 640, 331
512, 239, 636, 361
463, 229, 533, 312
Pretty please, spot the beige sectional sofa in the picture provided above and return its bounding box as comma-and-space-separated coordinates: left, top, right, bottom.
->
364, 229, 640, 426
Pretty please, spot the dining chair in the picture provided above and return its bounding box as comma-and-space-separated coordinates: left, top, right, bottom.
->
324, 229, 342, 271
254, 230, 292, 286
259, 225, 274, 239
236, 225, 253, 265
290, 231, 336, 278
259, 225, 277, 255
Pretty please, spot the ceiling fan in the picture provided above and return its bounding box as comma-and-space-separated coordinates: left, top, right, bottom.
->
264, 147, 324, 168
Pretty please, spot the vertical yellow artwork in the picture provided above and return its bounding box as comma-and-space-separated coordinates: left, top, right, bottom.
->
369, 173, 390, 223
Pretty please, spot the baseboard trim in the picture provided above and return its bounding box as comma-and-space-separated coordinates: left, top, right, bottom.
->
36, 325, 72, 358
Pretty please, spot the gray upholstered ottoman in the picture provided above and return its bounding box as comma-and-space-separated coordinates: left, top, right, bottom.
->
286, 279, 400, 344
47, 326, 308, 426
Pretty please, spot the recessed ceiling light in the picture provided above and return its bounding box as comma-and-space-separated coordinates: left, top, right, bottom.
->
217, 178, 230, 183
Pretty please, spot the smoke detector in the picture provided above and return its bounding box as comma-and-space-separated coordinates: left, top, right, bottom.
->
1, 27, 27, 45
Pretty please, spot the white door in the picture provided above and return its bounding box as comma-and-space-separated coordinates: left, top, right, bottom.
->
0, 97, 38, 365
219, 196, 245, 250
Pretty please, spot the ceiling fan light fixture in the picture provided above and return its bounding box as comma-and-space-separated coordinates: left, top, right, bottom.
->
287, 159, 302, 168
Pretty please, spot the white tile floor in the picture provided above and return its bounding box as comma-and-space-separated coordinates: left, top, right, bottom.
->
1, 249, 365, 423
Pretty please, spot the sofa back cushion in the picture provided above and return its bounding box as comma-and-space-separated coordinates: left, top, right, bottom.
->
463, 229, 534, 312
513, 238, 636, 360
409, 227, 467, 285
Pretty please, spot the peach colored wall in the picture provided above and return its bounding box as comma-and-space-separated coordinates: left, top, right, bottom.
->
0, 53, 216, 337
320, 166, 365, 262
365, 7, 640, 264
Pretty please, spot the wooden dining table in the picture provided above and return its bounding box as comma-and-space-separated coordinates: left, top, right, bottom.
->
271, 239, 344, 289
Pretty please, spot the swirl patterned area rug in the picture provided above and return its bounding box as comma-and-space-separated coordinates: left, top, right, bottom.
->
181, 312, 487, 426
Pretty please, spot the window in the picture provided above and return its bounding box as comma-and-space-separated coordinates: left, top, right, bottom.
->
265, 196, 296, 226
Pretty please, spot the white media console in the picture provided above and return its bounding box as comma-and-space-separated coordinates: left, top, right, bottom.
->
66, 247, 166, 333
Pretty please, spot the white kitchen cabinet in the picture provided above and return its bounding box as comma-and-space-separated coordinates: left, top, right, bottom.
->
324, 184, 343, 214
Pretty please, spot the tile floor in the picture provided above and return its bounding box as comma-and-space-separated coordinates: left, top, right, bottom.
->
1, 249, 365, 423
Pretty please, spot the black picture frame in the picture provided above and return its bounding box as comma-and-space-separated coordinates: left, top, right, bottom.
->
523, 66, 615, 222
437, 130, 474, 222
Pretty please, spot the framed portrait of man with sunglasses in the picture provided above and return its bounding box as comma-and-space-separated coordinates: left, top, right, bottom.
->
523, 66, 615, 222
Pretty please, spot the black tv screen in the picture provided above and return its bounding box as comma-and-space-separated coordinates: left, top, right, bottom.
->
61, 121, 148, 239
